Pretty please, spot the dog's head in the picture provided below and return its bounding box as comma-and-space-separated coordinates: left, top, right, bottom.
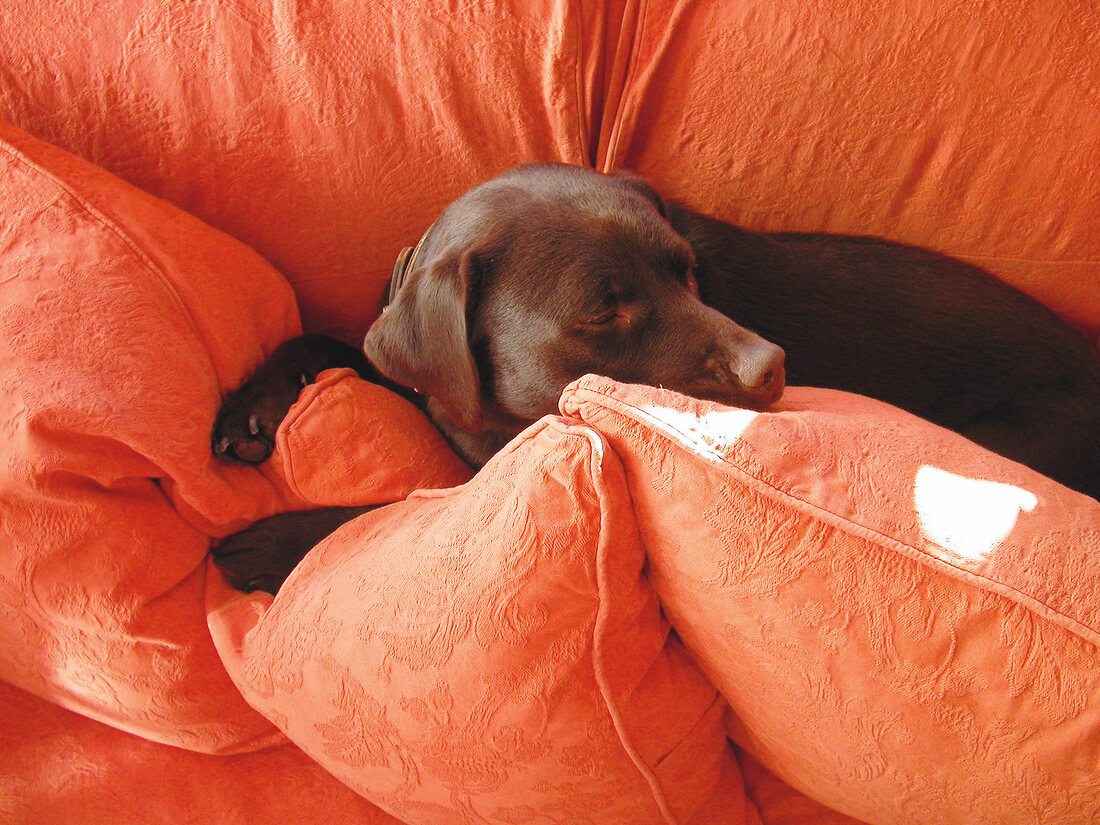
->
364, 163, 785, 441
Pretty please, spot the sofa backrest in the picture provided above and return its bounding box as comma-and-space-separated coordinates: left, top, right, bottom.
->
2, 0, 1097, 342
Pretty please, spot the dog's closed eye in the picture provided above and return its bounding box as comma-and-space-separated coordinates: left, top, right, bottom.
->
577, 308, 623, 329
573, 282, 633, 332
575, 298, 641, 333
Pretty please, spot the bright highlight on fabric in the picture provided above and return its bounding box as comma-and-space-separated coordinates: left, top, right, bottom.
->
914, 465, 1038, 562
638, 405, 758, 460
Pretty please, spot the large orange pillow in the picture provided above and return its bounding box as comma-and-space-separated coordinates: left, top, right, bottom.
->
561, 375, 1100, 825
0, 121, 468, 754
208, 415, 752, 825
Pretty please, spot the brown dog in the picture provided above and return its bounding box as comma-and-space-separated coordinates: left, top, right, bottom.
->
212, 162, 1100, 592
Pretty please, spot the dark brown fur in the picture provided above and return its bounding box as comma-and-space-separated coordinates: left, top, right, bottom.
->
211, 162, 1100, 593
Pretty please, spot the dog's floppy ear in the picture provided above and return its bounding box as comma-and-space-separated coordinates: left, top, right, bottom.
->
612, 170, 668, 218
364, 249, 483, 433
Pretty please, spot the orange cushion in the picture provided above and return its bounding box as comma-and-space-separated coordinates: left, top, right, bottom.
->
272, 368, 471, 507
0, 121, 468, 754
561, 375, 1100, 825
208, 415, 752, 825
0, 119, 300, 751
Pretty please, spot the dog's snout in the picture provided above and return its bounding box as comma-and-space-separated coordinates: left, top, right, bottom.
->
705, 337, 785, 406
738, 341, 786, 394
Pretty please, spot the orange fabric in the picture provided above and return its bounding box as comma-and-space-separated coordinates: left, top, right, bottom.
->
2, 1, 1098, 823
3, 2, 1096, 342
0, 680, 403, 825
737, 750, 868, 825
273, 368, 472, 505
0, 119, 300, 752
208, 416, 753, 825
0, 121, 480, 823
561, 375, 1100, 825
0, 1, 606, 340
602, 2, 1100, 338
0, 123, 469, 765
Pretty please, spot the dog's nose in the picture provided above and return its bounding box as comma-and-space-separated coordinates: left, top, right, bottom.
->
736, 341, 786, 404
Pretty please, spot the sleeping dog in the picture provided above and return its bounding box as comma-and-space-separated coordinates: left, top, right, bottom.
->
212, 162, 1100, 592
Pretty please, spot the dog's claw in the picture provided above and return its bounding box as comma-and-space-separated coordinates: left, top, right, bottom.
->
212, 413, 274, 465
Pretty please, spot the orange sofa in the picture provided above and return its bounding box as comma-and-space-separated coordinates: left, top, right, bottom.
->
1, 2, 1098, 824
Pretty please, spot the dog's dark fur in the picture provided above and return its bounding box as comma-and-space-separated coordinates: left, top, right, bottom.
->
212, 162, 1100, 593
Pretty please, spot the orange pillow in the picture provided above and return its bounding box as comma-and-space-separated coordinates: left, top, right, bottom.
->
0, 121, 467, 754
0, 119, 302, 751
561, 375, 1100, 825
208, 415, 751, 825
271, 368, 472, 507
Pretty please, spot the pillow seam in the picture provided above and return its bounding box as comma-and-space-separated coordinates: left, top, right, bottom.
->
558, 420, 680, 825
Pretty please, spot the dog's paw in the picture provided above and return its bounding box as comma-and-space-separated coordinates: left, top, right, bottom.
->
212, 334, 369, 464
211, 507, 373, 594
212, 371, 305, 464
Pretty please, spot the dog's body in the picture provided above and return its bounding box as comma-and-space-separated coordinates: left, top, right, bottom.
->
212, 163, 1100, 593
675, 209, 1100, 493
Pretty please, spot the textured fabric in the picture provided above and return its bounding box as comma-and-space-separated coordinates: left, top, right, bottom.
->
0, 122, 469, 761
561, 375, 1100, 825
2, 0, 1096, 342
605, 1, 1100, 337
0, 0, 605, 340
208, 416, 753, 825
274, 368, 472, 506
737, 750, 868, 825
0, 119, 299, 752
2, 0, 1098, 822
0, 680, 404, 825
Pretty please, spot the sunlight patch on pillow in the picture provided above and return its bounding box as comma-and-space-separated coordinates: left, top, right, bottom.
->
638, 405, 758, 461
914, 465, 1038, 562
